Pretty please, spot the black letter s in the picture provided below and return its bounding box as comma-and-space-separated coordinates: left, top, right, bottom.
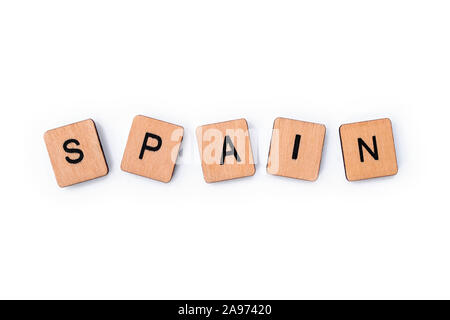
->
63, 139, 84, 164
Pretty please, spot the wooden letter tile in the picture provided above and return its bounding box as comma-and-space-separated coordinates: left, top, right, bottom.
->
196, 119, 255, 183
44, 119, 109, 187
121, 115, 184, 183
339, 118, 398, 181
267, 117, 326, 181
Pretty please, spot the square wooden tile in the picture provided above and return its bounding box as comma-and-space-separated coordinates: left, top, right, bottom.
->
121, 115, 184, 183
196, 118, 255, 183
267, 117, 326, 181
340, 118, 398, 181
44, 119, 109, 187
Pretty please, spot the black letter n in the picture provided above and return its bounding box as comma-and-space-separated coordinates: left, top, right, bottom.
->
358, 136, 379, 162
139, 133, 162, 159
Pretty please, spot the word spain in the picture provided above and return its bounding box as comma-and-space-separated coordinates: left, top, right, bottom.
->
44, 116, 398, 187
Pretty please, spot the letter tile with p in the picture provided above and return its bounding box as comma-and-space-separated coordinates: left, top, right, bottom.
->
121, 115, 184, 183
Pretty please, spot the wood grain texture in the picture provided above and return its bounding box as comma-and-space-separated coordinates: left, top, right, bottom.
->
121, 115, 184, 183
196, 118, 255, 183
267, 117, 326, 181
340, 118, 398, 181
44, 119, 109, 187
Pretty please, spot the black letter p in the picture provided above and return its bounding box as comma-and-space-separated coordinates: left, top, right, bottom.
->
139, 133, 162, 159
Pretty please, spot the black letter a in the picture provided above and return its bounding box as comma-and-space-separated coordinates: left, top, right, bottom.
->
139, 133, 162, 159
220, 135, 241, 165
358, 136, 379, 162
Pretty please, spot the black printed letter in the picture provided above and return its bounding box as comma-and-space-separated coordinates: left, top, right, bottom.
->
220, 135, 241, 165
63, 139, 84, 164
139, 132, 162, 159
358, 136, 379, 162
292, 134, 301, 160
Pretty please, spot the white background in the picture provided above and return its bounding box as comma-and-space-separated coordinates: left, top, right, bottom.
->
0, 0, 449, 299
